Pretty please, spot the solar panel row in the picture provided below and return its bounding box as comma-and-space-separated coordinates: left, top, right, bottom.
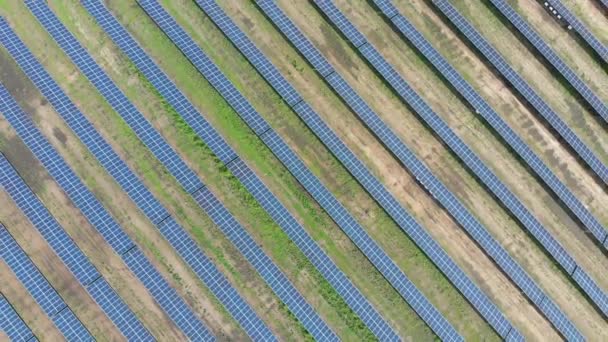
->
136, 0, 463, 340
255, 0, 581, 339
25, 2, 332, 340
0, 145, 152, 341
81, 1, 398, 339
6, 6, 261, 342
379, 0, 608, 253
193, 0, 520, 339
2, 15, 217, 341
488, 0, 608, 124
315, 0, 608, 323
431, 0, 608, 193
431, 0, 608, 318
544, 0, 608, 62
0, 224, 93, 340
0, 293, 37, 341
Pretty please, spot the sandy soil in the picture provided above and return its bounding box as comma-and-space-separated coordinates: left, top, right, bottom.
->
0, 251, 64, 341
561, 0, 608, 46
510, 1, 608, 104
240, 0, 608, 338
0, 192, 120, 341
221, 0, 559, 338
333, 0, 608, 337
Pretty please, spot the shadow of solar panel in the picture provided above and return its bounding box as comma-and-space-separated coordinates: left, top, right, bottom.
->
25, 1, 331, 340
84, 1, 397, 340
0, 295, 36, 341
545, 0, 608, 62
488, 0, 608, 124
255, 0, 584, 339
0, 225, 92, 340
0, 149, 151, 341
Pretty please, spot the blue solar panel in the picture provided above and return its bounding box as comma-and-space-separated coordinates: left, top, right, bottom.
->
544, 0, 608, 62
16, 2, 263, 338
196, 0, 520, 338
138, 0, 464, 340
488, 0, 608, 124
0, 19, 214, 342
256, 0, 583, 339
0, 150, 152, 341
25, 1, 331, 339
81, 1, 397, 338
0, 224, 93, 340
431, 0, 608, 190
373, 0, 608, 322
318, 0, 607, 324
0, 294, 36, 341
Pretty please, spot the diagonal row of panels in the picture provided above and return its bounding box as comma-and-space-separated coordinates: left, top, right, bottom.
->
543, 0, 608, 62
16, 2, 271, 339
0, 81, 211, 341
0, 223, 92, 340
313, 0, 608, 326
0, 19, 213, 340
431, 0, 608, 205
255, 0, 582, 339
80, 0, 399, 340
24, 1, 336, 340
488, 0, 608, 125
377, 0, 608, 253
136, 0, 464, 340
0, 137, 152, 341
190, 0, 521, 339
376, 0, 608, 326
0, 292, 37, 341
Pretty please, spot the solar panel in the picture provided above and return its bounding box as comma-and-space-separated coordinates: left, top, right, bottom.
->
383, 2, 608, 251
318, 0, 608, 322
138, 0, 466, 340
0, 150, 152, 341
488, 0, 608, 124
0, 294, 36, 341
544, 0, 608, 62
195, 0, 524, 339
81, 1, 398, 339
0, 224, 93, 340
25, 1, 331, 339
431, 0, 608, 189
4, 7, 267, 342
256, 0, 582, 339
373, 0, 608, 320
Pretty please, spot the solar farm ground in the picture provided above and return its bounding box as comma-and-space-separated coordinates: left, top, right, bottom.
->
0, 0, 607, 340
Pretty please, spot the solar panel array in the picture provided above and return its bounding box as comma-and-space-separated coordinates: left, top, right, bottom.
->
0, 293, 37, 341
2, 15, 218, 341
8, 5, 268, 342
0, 143, 152, 341
136, 0, 465, 340
81, 1, 399, 340
432, 0, 608, 189
488, 0, 608, 124
544, 0, 608, 62
190, 0, 520, 338
314, 0, 608, 322
379, 0, 608, 253
255, 0, 583, 338
0, 223, 93, 340
379, 0, 608, 323
25, 1, 336, 340
427, 6, 608, 312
